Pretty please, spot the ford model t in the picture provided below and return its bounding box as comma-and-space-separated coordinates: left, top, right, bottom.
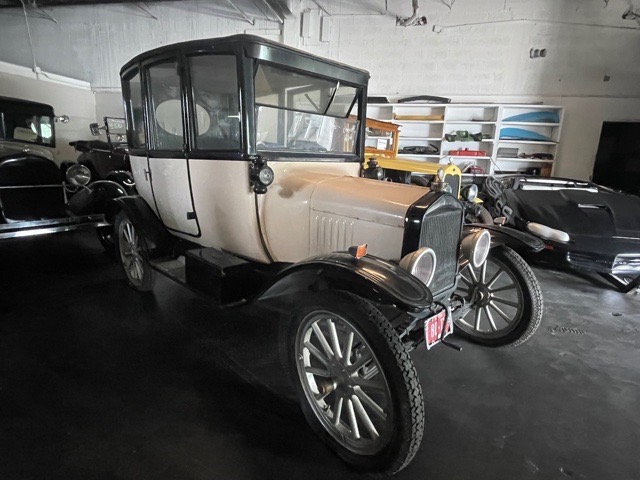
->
113, 35, 540, 474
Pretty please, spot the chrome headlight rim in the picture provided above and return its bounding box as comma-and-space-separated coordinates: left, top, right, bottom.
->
399, 247, 437, 287
65, 164, 92, 187
462, 184, 478, 202
460, 229, 491, 268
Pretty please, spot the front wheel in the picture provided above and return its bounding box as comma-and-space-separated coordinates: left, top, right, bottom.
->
115, 211, 156, 292
288, 291, 424, 474
452, 245, 543, 348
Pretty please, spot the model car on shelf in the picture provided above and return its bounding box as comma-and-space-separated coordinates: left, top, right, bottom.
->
0, 96, 122, 243
483, 175, 640, 293
110, 34, 543, 474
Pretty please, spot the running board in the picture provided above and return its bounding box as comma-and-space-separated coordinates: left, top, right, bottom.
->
150, 247, 258, 306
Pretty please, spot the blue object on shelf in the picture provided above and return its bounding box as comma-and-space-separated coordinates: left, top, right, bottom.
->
503, 111, 560, 123
500, 128, 552, 141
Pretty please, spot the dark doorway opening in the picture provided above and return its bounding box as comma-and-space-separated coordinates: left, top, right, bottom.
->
593, 122, 640, 196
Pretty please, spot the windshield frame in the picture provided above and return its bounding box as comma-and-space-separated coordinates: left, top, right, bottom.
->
0, 98, 56, 149
250, 60, 366, 162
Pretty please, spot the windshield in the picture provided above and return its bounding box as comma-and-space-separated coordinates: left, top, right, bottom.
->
254, 63, 360, 155
0, 111, 54, 147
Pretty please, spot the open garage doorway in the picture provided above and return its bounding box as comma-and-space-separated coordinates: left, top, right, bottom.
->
593, 122, 640, 196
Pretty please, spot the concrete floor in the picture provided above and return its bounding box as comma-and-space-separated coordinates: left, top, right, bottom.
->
1, 230, 639, 480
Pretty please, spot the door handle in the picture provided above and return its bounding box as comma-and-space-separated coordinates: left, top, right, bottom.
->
144, 169, 151, 181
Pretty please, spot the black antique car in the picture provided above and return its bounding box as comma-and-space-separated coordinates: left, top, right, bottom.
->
0, 96, 123, 245
483, 175, 640, 293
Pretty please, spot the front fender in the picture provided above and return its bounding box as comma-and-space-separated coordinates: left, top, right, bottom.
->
257, 252, 433, 313
66, 180, 127, 217
464, 224, 544, 252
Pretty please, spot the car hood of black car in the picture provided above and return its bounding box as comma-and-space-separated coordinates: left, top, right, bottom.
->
505, 186, 640, 240
0, 140, 55, 162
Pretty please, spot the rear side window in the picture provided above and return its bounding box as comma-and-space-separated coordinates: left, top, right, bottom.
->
189, 54, 240, 151
123, 70, 146, 149
147, 60, 184, 151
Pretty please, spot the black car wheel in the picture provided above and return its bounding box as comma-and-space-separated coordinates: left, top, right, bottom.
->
288, 291, 424, 474
115, 211, 155, 292
464, 204, 493, 225
453, 245, 543, 348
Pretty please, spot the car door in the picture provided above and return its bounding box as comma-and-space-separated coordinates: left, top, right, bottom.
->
145, 58, 200, 237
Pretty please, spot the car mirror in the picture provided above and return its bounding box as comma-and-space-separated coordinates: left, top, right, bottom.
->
89, 123, 101, 136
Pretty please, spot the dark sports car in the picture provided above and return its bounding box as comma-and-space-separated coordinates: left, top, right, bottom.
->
482, 175, 640, 293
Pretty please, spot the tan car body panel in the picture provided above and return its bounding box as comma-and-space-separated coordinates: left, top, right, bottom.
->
131, 157, 428, 264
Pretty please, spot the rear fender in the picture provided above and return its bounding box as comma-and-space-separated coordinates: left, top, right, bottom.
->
111, 195, 174, 258
258, 252, 433, 313
464, 224, 544, 252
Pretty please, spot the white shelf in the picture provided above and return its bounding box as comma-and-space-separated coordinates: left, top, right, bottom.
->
501, 121, 560, 127
446, 121, 496, 125
399, 154, 441, 158
392, 120, 444, 124
499, 139, 557, 145
367, 101, 564, 176
496, 157, 555, 163
400, 136, 442, 141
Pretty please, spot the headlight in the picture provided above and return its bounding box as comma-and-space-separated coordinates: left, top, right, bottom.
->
461, 184, 478, 202
460, 229, 491, 268
400, 247, 437, 286
527, 222, 570, 243
65, 164, 91, 187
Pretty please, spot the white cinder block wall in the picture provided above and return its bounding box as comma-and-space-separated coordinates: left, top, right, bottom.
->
0, 0, 638, 179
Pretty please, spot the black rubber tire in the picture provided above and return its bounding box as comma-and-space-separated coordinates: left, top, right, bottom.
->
410, 175, 430, 187
287, 291, 424, 474
96, 226, 115, 255
465, 204, 493, 225
453, 246, 543, 348
114, 211, 156, 292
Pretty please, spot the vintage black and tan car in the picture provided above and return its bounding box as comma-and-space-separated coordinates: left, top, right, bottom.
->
109, 35, 541, 474
483, 175, 640, 293
0, 96, 111, 241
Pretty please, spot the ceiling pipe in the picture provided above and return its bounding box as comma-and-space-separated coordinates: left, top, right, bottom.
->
310, 0, 388, 17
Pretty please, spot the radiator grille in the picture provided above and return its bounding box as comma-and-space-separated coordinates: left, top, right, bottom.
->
419, 195, 463, 295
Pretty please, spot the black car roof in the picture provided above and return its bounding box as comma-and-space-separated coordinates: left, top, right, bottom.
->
120, 34, 370, 87
0, 96, 55, 117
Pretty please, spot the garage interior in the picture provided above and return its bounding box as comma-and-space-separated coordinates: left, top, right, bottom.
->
1, 1, 639, 479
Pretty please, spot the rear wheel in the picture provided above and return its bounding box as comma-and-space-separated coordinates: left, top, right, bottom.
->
288, 291, 424, 474
452, 246, 543, 348
115, 211, 155, 292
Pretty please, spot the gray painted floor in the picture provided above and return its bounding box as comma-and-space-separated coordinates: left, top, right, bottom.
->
0, 231, 638, 480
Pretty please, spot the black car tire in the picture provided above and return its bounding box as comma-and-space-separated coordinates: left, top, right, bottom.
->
453, 245, 543, 348
287, 291, 424, 474
96, 226, 115, 255
410, 175, 430, 187
465, 204, 493, 225
115, 211, 155, 292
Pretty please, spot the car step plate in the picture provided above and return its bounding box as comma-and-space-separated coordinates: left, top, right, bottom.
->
425, 309, 453, 350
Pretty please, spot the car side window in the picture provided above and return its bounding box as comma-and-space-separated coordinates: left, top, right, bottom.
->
148, 60, 184, 151
189, 54, 240, 151
123, 70, 146, 149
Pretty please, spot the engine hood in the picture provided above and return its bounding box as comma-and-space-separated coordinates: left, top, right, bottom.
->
311, 175, 427, 227
0, 140, 54, 162
507, 186, 640, 239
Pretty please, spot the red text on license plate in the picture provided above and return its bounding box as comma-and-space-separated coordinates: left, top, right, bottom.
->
424, 309, 453, 350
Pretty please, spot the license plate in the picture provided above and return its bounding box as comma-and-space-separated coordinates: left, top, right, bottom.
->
425, 309, 453, 350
